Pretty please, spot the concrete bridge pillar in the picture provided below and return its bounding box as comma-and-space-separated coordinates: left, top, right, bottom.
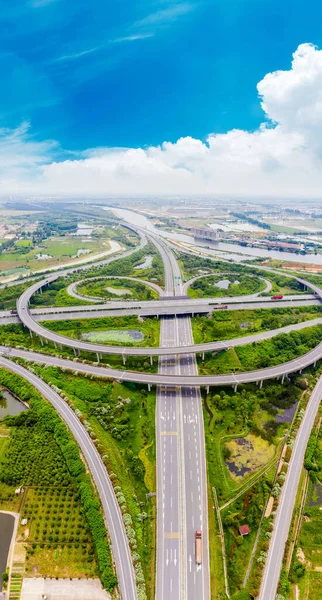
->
206, 385, 209, 394
259, 380, 263, 389
202, 353, 205, 361
73, 348, 76, 357
234, 384, 238, 392
39, 336, 44, 346
150, 356, 153, 366
123, 354, 126, 366
96, 352, 100, 362
53, 341, 57, 348
299, 368, 302, 374
314, 361, 317, 368
148, 384, 151, 392
29, 329, 33, 339
282, 374, 285, 384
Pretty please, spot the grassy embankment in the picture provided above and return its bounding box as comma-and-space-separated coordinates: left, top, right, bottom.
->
192, 305, 322, 344
0, 316, 160, 372
196, 324, 322, 375
27, 364, 156, 600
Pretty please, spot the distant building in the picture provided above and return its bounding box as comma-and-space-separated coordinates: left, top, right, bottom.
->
239, 524, 250, 536
191, 227, 220, 241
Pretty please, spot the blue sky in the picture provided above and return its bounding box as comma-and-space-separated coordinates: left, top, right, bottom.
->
2, 0, 322, 197
1, 0, 322, 152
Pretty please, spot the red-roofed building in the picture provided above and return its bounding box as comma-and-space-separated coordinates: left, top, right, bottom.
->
239, 525, 250, 536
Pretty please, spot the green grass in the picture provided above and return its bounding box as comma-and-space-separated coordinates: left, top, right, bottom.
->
197, 324, 322, 374
77, 277, 159, 301
0, 322, 159, 372
45, 315, 160, 347
23, 487, 98, 578
192, 305, 322, 345
188, 274, 266, 298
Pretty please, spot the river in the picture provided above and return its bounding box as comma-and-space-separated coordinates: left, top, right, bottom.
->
0, 513, 15, 590
109, 206, 322, 266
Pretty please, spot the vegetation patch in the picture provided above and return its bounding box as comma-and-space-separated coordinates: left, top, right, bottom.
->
0, 368, 116, 593
198, 324, 322, 374
225, 434, 275, 481
77, 277, 158, 301
30, 365, 156, 599
45, 315, 160, 347
188, 274, 265, 298
192, 305, 322, 344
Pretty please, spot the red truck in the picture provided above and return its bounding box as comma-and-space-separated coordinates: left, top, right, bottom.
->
271, 295, 283, 300
195, 530, 202, 565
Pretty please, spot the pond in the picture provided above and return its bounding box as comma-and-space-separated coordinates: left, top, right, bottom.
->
81, 329, 145, 344
0, 512, 15, 590
274, 401, 298, 424
134, 255, 153, 270
0, 389, 28, 419
105, 286, 132, 296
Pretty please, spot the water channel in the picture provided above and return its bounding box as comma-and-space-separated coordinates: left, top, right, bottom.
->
109, 206, 322, 266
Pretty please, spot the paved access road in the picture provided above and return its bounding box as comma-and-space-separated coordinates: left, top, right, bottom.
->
259, 374, 322, 600
0, 356, 137, 600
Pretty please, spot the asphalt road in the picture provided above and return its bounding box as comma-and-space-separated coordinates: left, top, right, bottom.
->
15, 280, 322, 357
67, 275, 165, 303
0, 356, 137, 600
155, 237, 210, 600
259, 374, 322, 600
3, 340, 322, 387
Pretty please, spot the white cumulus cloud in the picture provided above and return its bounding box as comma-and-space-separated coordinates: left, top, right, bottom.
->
2, 42, 322, 198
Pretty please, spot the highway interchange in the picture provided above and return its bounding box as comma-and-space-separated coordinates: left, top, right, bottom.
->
2, 220, 322, 599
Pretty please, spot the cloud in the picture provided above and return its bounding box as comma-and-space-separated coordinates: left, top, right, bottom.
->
4, 42, 322, 198
135, 2, 195, 27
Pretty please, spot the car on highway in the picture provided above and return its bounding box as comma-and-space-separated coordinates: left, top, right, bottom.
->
271, 295, 284, 300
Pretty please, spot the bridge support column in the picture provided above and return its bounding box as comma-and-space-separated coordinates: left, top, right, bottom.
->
282, 374, 285, 384
59, 344, 63, 351
123, 354, 126, 366
39, 336, 44, 346
259, 380, 263, 389
150, 356, 153, 366
299, 368, 302, 374
148, 384, 151, 392
96, 352, 100, 362
206, 385, 209, 394
202, 353, 205, 361
53, 341, 57, 348
73, 348, 76, 357
29, 329, 33, 339
234, 384, 238, 392
314, 361, 317, 368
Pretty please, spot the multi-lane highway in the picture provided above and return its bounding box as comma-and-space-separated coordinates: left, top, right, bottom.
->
0, 356, 137, 600
155, 240, 210, 600
4, 221, 322, 600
